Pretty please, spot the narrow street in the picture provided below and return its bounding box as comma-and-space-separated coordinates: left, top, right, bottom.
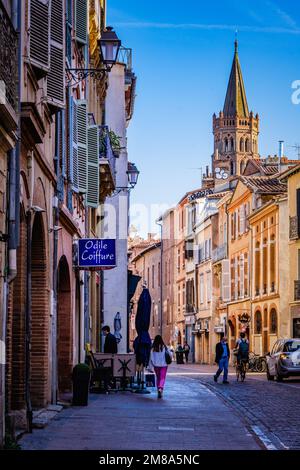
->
19, 363, 300, 451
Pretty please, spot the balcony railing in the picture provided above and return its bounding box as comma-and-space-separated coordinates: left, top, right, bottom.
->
0, 2, 18, 111
212, 244, 227, 263
99, 125, 116, 186
289, 216, 299, 240
294, 280, 300, 301
117, 46, 132, 71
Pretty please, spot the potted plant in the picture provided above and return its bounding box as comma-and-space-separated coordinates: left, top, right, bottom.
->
72, 363, 91, 406
108, 129, 122, 157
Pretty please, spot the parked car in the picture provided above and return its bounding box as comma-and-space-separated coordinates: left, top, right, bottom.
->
266, 338, 300, 382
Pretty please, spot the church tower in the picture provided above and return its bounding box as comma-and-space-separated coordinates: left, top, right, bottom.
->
212, 41, 259, 182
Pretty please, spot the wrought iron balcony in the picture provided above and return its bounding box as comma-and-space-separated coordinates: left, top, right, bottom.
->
289, 216, 299, 240
117, 46, 132, 72
294, 280, 300, 301
0, 2, 18, 112
212, 244, 227, 263
99, 125, 116, 199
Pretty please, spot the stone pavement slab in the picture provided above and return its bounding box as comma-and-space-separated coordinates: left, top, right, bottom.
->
20, 372, 260, 450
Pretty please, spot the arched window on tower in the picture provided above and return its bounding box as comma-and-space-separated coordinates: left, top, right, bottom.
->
240, 160, 245, 174
245, 138, 249, 152
240, 138, 244, 152
230, 137, 234, 151
225, 138, 229, 152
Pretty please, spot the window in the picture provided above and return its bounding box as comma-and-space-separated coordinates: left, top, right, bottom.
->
200, 275, 204, 304
270, 309, 278, 334
147, 267, 150, 288
255, 311, 262, 334
158, 262, 161, 287
255, 241, 260, 295
240, 138, 244, 152
263, 238, 268, 294
270, 235, 275, 291
245, 138, 249, 152
207, 271, 212, 302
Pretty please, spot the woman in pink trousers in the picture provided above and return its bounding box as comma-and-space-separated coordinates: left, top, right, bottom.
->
148, 335, 172, 398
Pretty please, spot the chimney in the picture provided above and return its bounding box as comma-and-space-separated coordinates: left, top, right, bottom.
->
206, 165, 209, 177
279, 140, 284, 159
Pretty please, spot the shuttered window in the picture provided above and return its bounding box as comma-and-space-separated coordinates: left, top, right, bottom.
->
87, 125, 99, 208
240, 253, 244, 298
221, 259, 231, 302
29, 0, 50, 75
71, 98, 78, 190
75, 0, 87, 45
47, 0, 65, 108
77, 100, 88, 193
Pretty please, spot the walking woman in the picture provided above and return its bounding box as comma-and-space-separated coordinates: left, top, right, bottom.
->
148, 335, 172, 398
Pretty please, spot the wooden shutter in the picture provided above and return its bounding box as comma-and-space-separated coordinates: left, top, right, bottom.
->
77, 100, 88, 193
47, 0, 65, 109
221, 259, 231, 302
240, 205, 245, 234
234, 257, 238, 300
71, 98, 78, 190
75, 0, 87, 45
29, 0, 50, 75
240, 253, 244, 298
87, 125, 99, 207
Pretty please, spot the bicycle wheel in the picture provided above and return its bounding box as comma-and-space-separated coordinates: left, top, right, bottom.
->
236, 365, 240, 382
241, 362, 246, 382
260, 358, 267, 373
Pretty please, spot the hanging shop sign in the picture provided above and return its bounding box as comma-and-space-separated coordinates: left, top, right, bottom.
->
76, 238, 116, 269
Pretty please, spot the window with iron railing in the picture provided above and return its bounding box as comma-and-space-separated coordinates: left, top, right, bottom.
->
0, 1, 18, 111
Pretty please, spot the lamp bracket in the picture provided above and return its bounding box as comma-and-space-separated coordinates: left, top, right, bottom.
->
66, 68, 110, 87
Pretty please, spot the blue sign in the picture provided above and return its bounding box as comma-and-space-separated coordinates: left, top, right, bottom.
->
78, 239, 116, 268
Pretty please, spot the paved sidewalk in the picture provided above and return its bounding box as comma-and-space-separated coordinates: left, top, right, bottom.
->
20, 369, 260, 450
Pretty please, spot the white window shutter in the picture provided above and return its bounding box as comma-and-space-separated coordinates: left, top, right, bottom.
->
240, 205, 245, 234
76, 0, 87, 45
29, 0, 50, 75
207, 271, 212, 302
221, 259, 231, 302
47, 0, 65, 109
87, 125, 99, 208
77, 100, 88, 193
240, 253, 244, 298
235, 257, 238, 300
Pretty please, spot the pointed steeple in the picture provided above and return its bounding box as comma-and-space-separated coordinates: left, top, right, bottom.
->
223, 40, 249, 117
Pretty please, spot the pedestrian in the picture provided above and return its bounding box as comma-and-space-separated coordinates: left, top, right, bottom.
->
148, 335, 172, 398
183, 341, 190, 363
214, 333, 230, 384
102, 325, 118, 354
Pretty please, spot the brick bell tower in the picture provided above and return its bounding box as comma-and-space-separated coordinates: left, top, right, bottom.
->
212, 40, 259, 183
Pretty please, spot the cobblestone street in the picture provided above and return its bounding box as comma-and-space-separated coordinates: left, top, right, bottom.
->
20, 364, 261, 451
19, 361, 300, 451
170, 363, 300, 450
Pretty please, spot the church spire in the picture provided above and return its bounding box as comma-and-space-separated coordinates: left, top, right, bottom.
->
223, 40, 249, 118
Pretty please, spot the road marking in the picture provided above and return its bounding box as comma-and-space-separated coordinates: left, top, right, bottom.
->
158, 426, 194, 431
251, 426, 277, 450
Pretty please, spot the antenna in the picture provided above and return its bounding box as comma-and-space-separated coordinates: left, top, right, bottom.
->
287, 143, 300, 160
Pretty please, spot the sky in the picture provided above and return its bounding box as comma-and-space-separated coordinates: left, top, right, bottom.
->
107, 0, 300, 235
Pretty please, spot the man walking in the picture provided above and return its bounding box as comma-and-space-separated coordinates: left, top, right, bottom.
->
183, 342, 190, 363
214, 334, 230, 384
102, 325, 118, 354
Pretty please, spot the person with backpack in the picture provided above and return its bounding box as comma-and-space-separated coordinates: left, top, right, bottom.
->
236, 332, 249, 365
148, 335, 172, 398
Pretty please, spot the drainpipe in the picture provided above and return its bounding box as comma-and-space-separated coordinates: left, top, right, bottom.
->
156, 220, 163, 336
25, 208, 32, 432
51, 112, 60, 404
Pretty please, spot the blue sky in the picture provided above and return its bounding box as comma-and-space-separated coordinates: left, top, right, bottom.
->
107, 0, 300, 233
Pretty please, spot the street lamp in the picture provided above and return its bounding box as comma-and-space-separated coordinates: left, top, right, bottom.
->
66, 26, 121, 85
111, 162, 139, 196
127, 162, 140, 189
99, 26, 121, 70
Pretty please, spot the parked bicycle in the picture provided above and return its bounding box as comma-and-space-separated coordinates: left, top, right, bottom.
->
248, 352, 267, 372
